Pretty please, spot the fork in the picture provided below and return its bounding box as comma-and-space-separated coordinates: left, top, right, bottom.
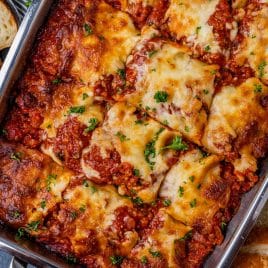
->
12, 0, 28, 21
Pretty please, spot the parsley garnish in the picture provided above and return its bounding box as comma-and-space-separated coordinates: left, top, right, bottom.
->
66, 255, 77, 264
204, 45, 211, 52
110, 255, 124, 265
27, 221, 40, 231
148, 50, 158, 58
16, 228, 26, 240
40, 200, 46, 209
79, 204, 86, 212
254, 84, 262, 93
149, 249, 161, 258
82, 93, 89, 100
258, 61, 267, 78
83, 180, 89, 187
68, 106, 85, 114
84, 23, 93, 36
141, 256, 148, 264
46, 174, 57, 192
196, 26, 201, 34
179, 231, 192, 241
221, 221, 227, 232
70, 211, 78, 220
144, 128, 164, 169
133, 169, 140, 177
163, 199, 171, 207
12, 210, 21, 219
161, 136, 188, 151
154, 91, 169, 103
132, 196, 143, 205
90, 185, 97, 193
189, 176, 195, 182
117, 68, 126, 80
10, 152, 22, 162
178, 186, 184, 197
85, 118, 99, 132
116, 131, 129, 142
197, 183, 202, 189
190, 199, 197, 208
203, 89, 209, 94
52, 78, 62, 85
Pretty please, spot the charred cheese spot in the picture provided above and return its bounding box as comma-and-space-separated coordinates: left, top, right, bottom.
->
202, 78, 268, 174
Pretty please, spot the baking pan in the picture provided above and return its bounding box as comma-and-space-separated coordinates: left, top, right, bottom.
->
0, 1, 267, 267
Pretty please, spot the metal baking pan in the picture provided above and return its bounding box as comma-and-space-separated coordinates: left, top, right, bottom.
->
0, 1, 267, 267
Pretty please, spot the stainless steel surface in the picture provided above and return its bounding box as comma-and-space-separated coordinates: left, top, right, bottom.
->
0, 1, 267, 267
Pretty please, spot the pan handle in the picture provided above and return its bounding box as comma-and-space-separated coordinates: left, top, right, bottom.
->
8, 257, 28, 268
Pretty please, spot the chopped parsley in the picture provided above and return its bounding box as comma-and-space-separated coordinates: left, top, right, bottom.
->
210, 70, 217, 75
258, 61, 267, 78
178, 186, 184, 197
79, 204, 86, 212
83, 180, 89, 187
10, 152, 22, 162
135, 119, 144, 125
141, 256, 148, 264
70, 211, 78, 220
161, 136, 188, 151
190, 198, 197, 208
52, 78, 62, 85
40, 200, 46, 209
84, 23, 93, 36
203, 89, 209, 95
197, 183, 202, 189
16, 228, 26, 240
116, 131, 129, 142
133, 168, 140, 177
144, 128, 164, 169
46, 174, 57, 192
12, 210, 21, 219
162, 120, 169, 126
163, 199, 171, 207
132, 196, 143, 205
117, 68, 126, 80
254, 84, 262, 93
154, 91, 169, 103
149, 249, 162, 258
27, 220, 40, 231
221, 221, 227, 232
185, 126, 190, 132
148, 50, 158, 58
204, 45, 211, 52
85, 118, 99, 132
25, 0, 32, 8
90, 185, 97, 193
179, 231, 192, 241
66, 254, 77, 264
68, 106, 85, 114
82, 93, 89, 100
196, 26, 201, 34
189, 176, 195, 182
110, 255, 124, 265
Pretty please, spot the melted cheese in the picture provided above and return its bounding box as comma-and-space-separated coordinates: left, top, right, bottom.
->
159, 149, 229, 226
103, 102, 180, 202
129, 209, 191, 267
62, 182, 138, 255
125, 39, 218, 145
165, 0, 221, 53
233, 5, 268, 85
71, 0, 140, 83
202, 78, 268, 173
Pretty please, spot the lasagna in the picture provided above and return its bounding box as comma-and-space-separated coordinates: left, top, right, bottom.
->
0, 0, 267, 267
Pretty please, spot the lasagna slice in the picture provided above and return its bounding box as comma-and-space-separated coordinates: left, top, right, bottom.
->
122, 209, 191, 267
0, 140, 70, 229
159, 149, 230, 226
163, 0, 235, 64
82, 102, 190, 203
120, 28, 218, 145
231, 2, 268, 85
202, 78, 268, 176
36, 179, 148, 266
